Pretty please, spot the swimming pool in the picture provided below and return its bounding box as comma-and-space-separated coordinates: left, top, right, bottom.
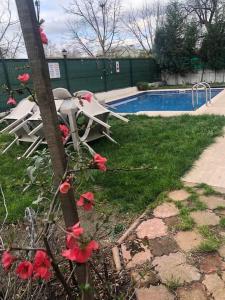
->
109, 89, 223, 113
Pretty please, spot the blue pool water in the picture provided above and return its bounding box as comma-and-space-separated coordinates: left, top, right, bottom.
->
109, 89, 223, 113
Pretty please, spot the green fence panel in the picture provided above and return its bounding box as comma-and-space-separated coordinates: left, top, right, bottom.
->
0, 57, 160, 112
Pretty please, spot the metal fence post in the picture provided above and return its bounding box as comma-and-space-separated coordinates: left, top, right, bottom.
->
129, 59, 134, 87
103, 58, 108, 92
0, 50, 11, 90
62, 50, 71, 93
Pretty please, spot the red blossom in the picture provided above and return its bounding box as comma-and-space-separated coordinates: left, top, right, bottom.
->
66, 222, 84, 249
7, 97, 17, 106
59, 124, 70, 142
59, 181, 71, 194
77, 192, 94, 211
81, 92, 93, 102
16, 261, 33, 280
17, 73, 30, 83
33, 250, 51, 281
62, 240, 99, 263
1, 251, 16, 270
93, 153, 107, 171
39, 27, 48, 45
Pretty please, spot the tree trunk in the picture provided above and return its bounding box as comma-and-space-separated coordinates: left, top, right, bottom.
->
15, 0, 92, 299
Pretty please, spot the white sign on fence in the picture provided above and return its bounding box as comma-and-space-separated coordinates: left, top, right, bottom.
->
48, 62, 61, 79
116, 61, 120, 73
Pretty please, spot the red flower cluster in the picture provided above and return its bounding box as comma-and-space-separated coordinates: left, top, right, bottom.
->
59, 124, 70, 143
62, 223, 99, 263
77, 192, 94, 211
81, 92, 93, 103
93, 153, 107, 171
39, 27, 48, 45
1, 251, 16, 270
1, 250, 51, 281
33, 250, 52, 280
17, 73, 30, 84
7, 97, 17, 106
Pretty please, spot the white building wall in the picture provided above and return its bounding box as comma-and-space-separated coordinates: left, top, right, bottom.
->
163, 69, 225, 85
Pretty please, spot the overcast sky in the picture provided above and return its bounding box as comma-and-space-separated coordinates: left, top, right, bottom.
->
2, 0, 152, 57
40, 0, 148, 46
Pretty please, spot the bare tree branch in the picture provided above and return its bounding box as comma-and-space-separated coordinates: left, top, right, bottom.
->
65, 0, 122, 57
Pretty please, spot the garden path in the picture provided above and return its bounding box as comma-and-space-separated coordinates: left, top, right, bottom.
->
113, 187, 225, 300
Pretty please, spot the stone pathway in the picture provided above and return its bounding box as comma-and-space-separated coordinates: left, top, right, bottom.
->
113, 186, 225, 300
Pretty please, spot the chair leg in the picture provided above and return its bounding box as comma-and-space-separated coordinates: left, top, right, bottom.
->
102, 131, 118, 144
2, 137, 19, 154
21, 138, 41, 158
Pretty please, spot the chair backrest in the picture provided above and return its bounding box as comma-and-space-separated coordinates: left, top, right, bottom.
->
73, 91, 108, 116
53, 88, 72, 100
4, 98, 37, 120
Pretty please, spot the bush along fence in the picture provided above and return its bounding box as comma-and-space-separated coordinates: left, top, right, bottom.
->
0, 57, 161, 112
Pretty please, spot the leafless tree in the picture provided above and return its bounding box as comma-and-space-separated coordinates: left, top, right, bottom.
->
65, 0, 122, 57
123, 1, 165, 56
0, 0, 23, 58
184, 0, 225, 31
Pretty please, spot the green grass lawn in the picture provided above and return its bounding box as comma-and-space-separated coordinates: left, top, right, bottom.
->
1, 114, 225, 221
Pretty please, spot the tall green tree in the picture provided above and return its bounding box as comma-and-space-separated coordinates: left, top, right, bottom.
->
154, 1, 198, 74
200, 18, 225, 70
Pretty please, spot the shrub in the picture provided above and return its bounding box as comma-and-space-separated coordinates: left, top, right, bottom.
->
136, 82, 150, 91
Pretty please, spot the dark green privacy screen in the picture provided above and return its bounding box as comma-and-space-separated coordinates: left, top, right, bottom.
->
0, 58, 160, 112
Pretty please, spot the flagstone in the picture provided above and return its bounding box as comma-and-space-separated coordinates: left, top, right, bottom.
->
190, 211, 220, 226
152, 252, 201, 284
168, 190, 190, 202
203, 273, 225, 300
174, 231, 203, 252
136, 218, 168, 240
177, 283, 208, 300
153, 203, 179, 218
121, 243, 152, 269
200, 195, 225, 210
135, 285, 174, 300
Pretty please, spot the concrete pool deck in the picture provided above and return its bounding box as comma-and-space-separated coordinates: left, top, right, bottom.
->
97, 87, 225, 190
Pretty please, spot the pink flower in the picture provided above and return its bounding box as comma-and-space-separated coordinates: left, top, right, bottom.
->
77, 192, 94, 211
66, 223, 84, 249
7, 97, 17, 106
33, 250, 51, 281
62, 240, 99, 263
59, 181, 71, 194
81, 93, 93, 103
16, 261, 33, 280
1, 251, 16, 270
39, 28, 48, 45
17, 73, 30, 83
93, 153, 107, 171
59, 124, 70, 140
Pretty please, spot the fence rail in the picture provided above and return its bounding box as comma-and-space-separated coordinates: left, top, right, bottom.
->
0, 57, 160, 112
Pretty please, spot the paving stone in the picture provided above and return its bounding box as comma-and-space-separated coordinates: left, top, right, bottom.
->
148, 236, 179, 256
199, 254, 224, 274
136, 218, 168, 240
175, 231, 203, 252
203, 273, 225, 300
218, 245, 225, 258
200, 195, 225, 210
190, 211, 220, 226
135, 285, 174, 300
121, 243, 152, 269
152, 252, 201, 284
168, 190, 190, 202
164, 216, 180, 228
177, 283, 208, 300
131, 270, 160, 287
153, 203, 179, 218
